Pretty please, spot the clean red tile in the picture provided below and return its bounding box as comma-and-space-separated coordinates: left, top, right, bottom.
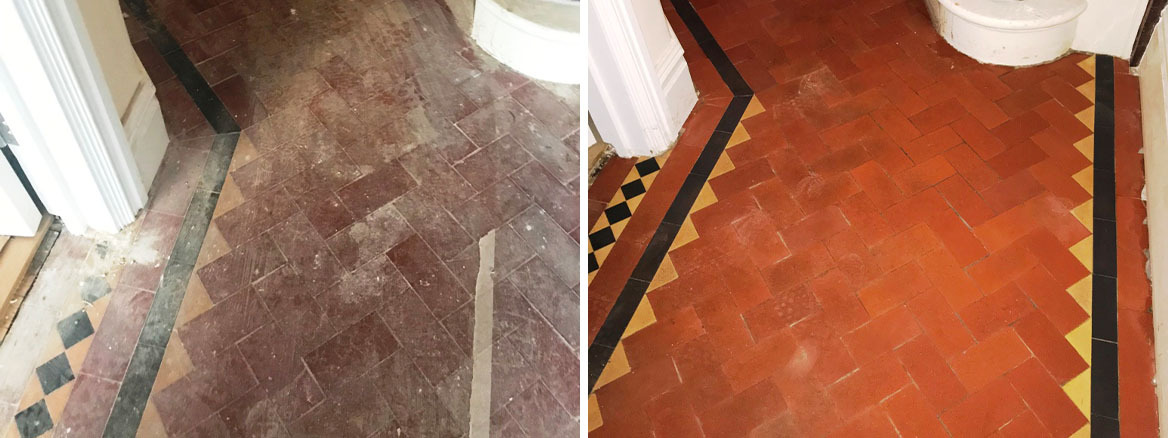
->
909, 99, 967, 133
1013, 312, 1088, 383
951, 116, 1007, 160
936, 176, 997, 227
825, 407, 899, 438
870, 224, 941, 272
882, 189, 950, 232
950, 328, 1032, 392
871, 106, 921, 144
791, 312, 859, 385
927, 211, 988, 267
906, 290, 976, 358
843, 306, 921, 364
882, 385, 952, 437
894, 155, 955, 194
958, 283, 1035, 340
710, 158, 776, 198
1007, 359, 1088, 437
762, 244, 834, 294
721, 332, 798, 392
941, 376, 1027, 438
857, 262, 932, 317
943, 144, 1000, 191
999, 410, 1053, 438
809, 270, 872, 333
902, 126, 963, 163
734, 213, 792, 267
780, 206, 850, 250
966, 240, 1038, 293
851, 161, 904, 209
917, 249, 984, 310
699, 380, 788, 438
828, 353, 910, 419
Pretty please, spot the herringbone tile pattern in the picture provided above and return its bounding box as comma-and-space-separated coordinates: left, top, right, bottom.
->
585, 0, 1144, 436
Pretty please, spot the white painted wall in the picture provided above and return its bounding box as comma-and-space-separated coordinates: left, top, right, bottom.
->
588, 0, 696, 157
75, 0, 168, 191
1072, 0, 1150, 58
1139, 11, 1168, 429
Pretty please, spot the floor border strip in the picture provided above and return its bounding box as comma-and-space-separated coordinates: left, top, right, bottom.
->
587, 0, 753, 392
103, 1, 242, 435
1091, 55, 1120, 437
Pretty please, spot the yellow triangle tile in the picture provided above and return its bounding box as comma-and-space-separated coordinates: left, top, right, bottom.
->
153, 334, 194, 392
64, 335, 94, 373
229, 133, 259, 171
588, 270, 597, 284
4, 421, 18, 438
195, 223, 231, 269
594, 245, 613, 266
1079, 56, 1096, 76
137, 401, 169, 438
594, 343, 631, 389
39, 333, 64, 363
1067, 319, 1092, 361
1078, 80, 1096, 103
213, 175, 244, 219
1063, 368, 1091, 416
1074, 135, 1094, 162
1070, 236, 1092, 274
177, 275, 213, 327
1071, 424, 1090, 438
623, 167, 643, 184
626, 195, 643, 211
691, 184, 718, 212
588, 394, 604, 431
609, 189, 627, 206
610, 219, 628, 238
622, 296, 657, 339
710, 155, 735, 178
743, 97, 766, 120
1076, 107, 1095, 132
1068, 276, 1093, 315
591, 214, 610, 233
1073, 167, 1093, 195
88, 293, 111, 329
727, 124, 751, 148
1072, 201, 1093, 231
649, 255, 678, 291
44, 380, 73, 418
17, 375, 42, 410
671, 218, 699, 250
641, 172, 658, 188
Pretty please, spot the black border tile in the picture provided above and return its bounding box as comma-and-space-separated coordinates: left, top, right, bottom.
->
588, 0, 754, 393
1091, 55, 1121, 438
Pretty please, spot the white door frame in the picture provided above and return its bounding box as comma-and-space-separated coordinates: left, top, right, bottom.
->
0, 0, 148, 235
588, 0, 697, 157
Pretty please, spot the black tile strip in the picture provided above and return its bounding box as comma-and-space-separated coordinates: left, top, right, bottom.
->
102, 4, 242, 435
1091, 55, 1121, 437
120, 0, 239, 134
588, 0, 753, 392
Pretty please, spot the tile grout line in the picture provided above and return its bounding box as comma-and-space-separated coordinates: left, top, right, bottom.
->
103, 1, 242, 435
1090, 55, 1121, 433
586, 0, 753, 393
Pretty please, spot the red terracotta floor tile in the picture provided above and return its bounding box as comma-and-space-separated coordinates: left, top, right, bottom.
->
591, 2, 1154, 438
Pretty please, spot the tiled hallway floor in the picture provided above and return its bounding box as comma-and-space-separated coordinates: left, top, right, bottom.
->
4, 0, 580, 436
587, 0, 1156, 437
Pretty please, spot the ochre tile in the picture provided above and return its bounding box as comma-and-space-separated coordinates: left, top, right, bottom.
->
1066, 320, 1092, 361
1074, 135, 1094, 161
44, 380, 73, 419
1073, 166, 1093, 194
64, 336, 94, 373
136, 401, 168, 438
1072, 201, 1093, 230
1063, 368, 1091, 416
152, 333, 193, 392
594, 342, 631, 390
1076, 107, 1095, 132
709, 154, 735, 178
175, 274, 213, 327
194, 223, 230, 269
1069, 237, 1093, 275
690, 184, 718, 212
1067, 275, 1093, 315
212, 175, 244, 218
228, 133, 259, 171
670, 218, 699, 251
621, 297, 657, 339
727, 124, 751, 148
648, 255, 677, 291
17, 375, 42, 410
588, 394, 603, 431
742, 97, 765, 120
